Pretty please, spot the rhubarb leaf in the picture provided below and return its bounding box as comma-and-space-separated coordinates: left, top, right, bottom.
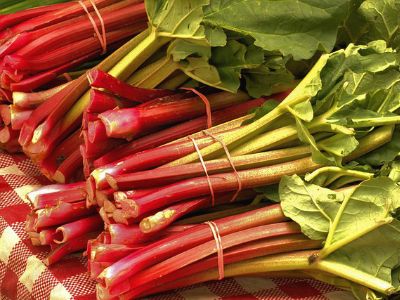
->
388, 161, 400, 183
243, 55, 295, 98
305, 166, 373, 188
241, 100, 280, 125
209, 40, 264, 91
203, 0, 351, 60
357, 127, 400, 167
323, 177, 398, 249
279, 175, 344, 240
173, 39, 265, 92
168, 40, 211, 61
322, 220, 400, 293
358, 0, 400, 50
146, 0, 210, 39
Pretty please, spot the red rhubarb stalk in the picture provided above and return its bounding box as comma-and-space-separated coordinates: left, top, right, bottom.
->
0, 2, 74, 31
91, 131, 236, 189
98, 91, 249, 139
13, 82, 70, 108
119, 157, 319, 219
130, 237, 320, 299
106, 224, 194, 246
97, 204, 286, 290
34, 201, 95, 230
9, 105, 32, 130
107, 145, 311, 190
88, 69, 175, 103
45, 232, 99, 266
94, 97, 267, 166
52, 148, 83, 183
138, 192, 256, 233
111, 222, 301, 295
27, 181, 86, 209
54, 215, 103, 244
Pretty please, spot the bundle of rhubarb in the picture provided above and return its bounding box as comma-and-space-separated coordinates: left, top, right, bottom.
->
18, 0, 355, 176
15, 0, 400, 299
25, 181, 104, 265
84, 41, 400, 299
0, 0, 149, 153
89, 174, 400, 300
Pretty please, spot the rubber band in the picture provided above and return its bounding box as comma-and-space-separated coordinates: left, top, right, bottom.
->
203, 130, 242, 202
189, 137, 216, 206
62, 73, 73, 82
205, 221, 224, 280
181, 87, 212, 128
78, 0, 107, 54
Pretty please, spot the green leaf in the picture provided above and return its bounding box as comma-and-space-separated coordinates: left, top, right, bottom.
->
323, 220, 400, 291
336, 0, 368, 45
294, 117, 338, 165
388, 161, 400, 183
359, 0, 400, 50
325, 177, 397, 248
288, 101, 313, 122
243, 55, 295, 98
305, 166, 373, 188
241, 100, 280, 125
279, 175, 344, 240
254, 185, 280, 202
210, 40, 264, 91
175, 39, 265, 92
168, 39, 211, 61
147, 0, 210, 39
357, 127, 400, 167
204, 26, 227, 46
318, 134, 359, 157
203, 0, 351, 60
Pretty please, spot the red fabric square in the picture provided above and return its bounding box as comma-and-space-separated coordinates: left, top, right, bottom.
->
0, 204, 30, 224
1, 268, 18, 300
279, 281, 322, 299
0, 177, 10, 191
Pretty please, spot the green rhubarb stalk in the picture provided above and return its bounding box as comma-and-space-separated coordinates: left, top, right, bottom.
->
167, 55, 329, 165
59, 31, 171, 134
158, 72, 189, 90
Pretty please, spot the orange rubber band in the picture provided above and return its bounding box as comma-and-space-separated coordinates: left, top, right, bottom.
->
62, 73, 73, 82
205, 221, 224, 280
189, 137, 216, 206
181, 88, 212, 128
203, 130, 242, 202
78, 0, 107, 54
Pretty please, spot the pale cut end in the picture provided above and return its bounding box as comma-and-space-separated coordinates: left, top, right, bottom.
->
105, 173, 118, 190
52, 227, 66, 244
31, 123, 45, 144
0, 127, 10, 143
52, 170, 66, 184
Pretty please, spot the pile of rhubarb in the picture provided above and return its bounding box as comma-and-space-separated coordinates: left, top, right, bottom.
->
0, 0, 398, 300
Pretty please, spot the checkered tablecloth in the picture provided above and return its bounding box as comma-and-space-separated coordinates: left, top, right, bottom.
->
0, 151, 355, 300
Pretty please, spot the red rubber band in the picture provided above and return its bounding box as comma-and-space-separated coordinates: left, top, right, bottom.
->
205, 221, 224, 280
181, 88, 212, 128
78, 0, 107, 54
203, 130, 242, 202
189, 137, 216, 206
62, 73, 73, 82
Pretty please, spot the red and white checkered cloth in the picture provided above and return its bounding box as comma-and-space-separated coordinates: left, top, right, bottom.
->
0, 151, 355, 300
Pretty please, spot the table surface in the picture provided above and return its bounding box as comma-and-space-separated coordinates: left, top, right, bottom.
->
0, 151, 355, 300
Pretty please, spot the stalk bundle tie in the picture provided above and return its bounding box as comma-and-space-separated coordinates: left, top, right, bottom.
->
203, 130, 242, 202
189, 136, 215, 206
204, 221, 224, 280
181, 88, 212, 128
62, 73, 73, 82
78, 0, 107, 54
